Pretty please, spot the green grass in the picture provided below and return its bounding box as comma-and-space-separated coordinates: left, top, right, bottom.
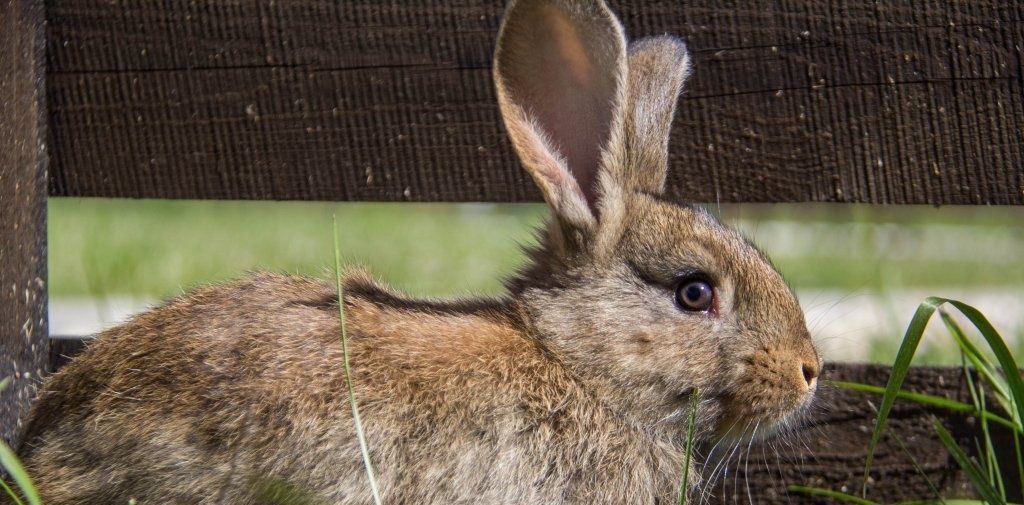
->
0, 379, 42, 505
49, 199, 1024, 298
677, 388, 700, 504
718, 204, 1024, 291
333, 215, 382, 505
49, 199, 547, 298
792, 298, 1024, 504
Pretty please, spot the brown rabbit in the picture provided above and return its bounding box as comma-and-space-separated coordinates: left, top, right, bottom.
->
15, 0, 821, 503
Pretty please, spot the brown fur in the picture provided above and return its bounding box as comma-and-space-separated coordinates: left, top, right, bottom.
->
14, 1, 820, 503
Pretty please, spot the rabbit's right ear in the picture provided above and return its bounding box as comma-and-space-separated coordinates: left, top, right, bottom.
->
494, 0, 627, 243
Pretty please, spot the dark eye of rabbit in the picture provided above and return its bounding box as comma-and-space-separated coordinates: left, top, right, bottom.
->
675, 278, 714, 312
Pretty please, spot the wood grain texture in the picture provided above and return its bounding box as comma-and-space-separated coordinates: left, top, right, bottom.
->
45, 0, 1024, 203
0, 0, 49, 448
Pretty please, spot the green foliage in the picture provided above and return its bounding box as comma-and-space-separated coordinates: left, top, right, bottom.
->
787, 485, 991, 505
48, 199, 1024, 296
933, 420, 1004, 505
0, 378, 41, 505
795, 298, 1023, 504
49, 199, 546, 298
677, 388, 700, 505
333, 216, 383, 505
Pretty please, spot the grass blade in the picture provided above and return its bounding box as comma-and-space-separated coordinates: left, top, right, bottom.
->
973, 380, 1006, 498
0, 439, 40, 505
933, 418, 1006, 505
333, 216, 383, 505
942, 311, 1013, 419
830, 380, 1015, 430
788, 485, 882, 504
862, 297, 1024, 497
944, 300, 1024, 426
0, 378, 38, 505
861, 297, 938, 494
959, 349, 1002, 498
677, 388, 700, 505
1015, 430, 1024, 505
0, 478, 25, 505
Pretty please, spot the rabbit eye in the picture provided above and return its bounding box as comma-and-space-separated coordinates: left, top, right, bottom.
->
675, 278, 714, 312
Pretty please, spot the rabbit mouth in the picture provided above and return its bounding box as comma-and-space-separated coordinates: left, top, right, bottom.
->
708, 346, 821, 442
713, 391, 817, 443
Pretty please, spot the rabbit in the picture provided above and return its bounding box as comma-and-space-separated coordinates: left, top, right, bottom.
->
14, 0, 821, 503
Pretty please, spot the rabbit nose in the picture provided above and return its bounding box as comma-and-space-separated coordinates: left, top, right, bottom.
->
800, 360, 819, 389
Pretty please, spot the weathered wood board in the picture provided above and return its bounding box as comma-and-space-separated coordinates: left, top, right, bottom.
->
0, 0, 49, 448
46, 1, 1024, 204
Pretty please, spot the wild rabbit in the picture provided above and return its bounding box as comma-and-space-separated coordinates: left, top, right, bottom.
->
16, 0, 821, 503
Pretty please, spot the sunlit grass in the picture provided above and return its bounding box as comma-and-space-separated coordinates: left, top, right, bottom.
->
333, 215, 382, 505
48, 199, 547, 298
792, 298, 1023, 504
677, 388, 700, 504
0, 379, 42, 505
49, 199, 1024, 298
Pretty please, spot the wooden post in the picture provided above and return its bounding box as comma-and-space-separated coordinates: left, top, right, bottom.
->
0, 0, 49, 448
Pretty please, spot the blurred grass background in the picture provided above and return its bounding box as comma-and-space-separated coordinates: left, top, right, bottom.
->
50, 199, 547, 297
49, 198, 1024, 363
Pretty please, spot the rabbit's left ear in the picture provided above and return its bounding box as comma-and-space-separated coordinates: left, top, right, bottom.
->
614, 36, 691, 196
494, 0, 629, 234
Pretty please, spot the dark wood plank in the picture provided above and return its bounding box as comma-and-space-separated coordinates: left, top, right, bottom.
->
45, 0, 1024, 204
0, 0, 49, 448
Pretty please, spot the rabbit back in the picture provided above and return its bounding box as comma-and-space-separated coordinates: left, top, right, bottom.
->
18, 272, 682, 504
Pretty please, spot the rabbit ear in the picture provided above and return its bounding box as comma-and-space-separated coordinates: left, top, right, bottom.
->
494, 0, 628, 233
616, 36, 691, 195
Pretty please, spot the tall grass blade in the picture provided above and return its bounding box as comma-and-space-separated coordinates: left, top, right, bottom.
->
787, 485, 882, 504
943, 300, 1024, 426
0, 478, 25, 505
0, 378, 40, 505
1015, 431, 1024, 505
959, 350, 1000, 497
829, 381, 1015, 431
861, 299, 935, 494
333, 216, 383, 505
677, 388, 700, 505
886, 422, 946, 505
0, 443, 38, 505
942, 311, 1014, 421
862, 298, 1024, 497
971, 379, 1006, 498
933, 418, 1006, 505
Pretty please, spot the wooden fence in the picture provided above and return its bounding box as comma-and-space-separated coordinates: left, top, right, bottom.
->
2, 0, 1022, 502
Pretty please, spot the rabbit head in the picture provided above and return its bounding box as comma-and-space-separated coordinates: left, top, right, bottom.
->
495, 0, 821, 442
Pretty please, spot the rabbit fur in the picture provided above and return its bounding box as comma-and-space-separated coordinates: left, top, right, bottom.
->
14, 0, 821, 503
